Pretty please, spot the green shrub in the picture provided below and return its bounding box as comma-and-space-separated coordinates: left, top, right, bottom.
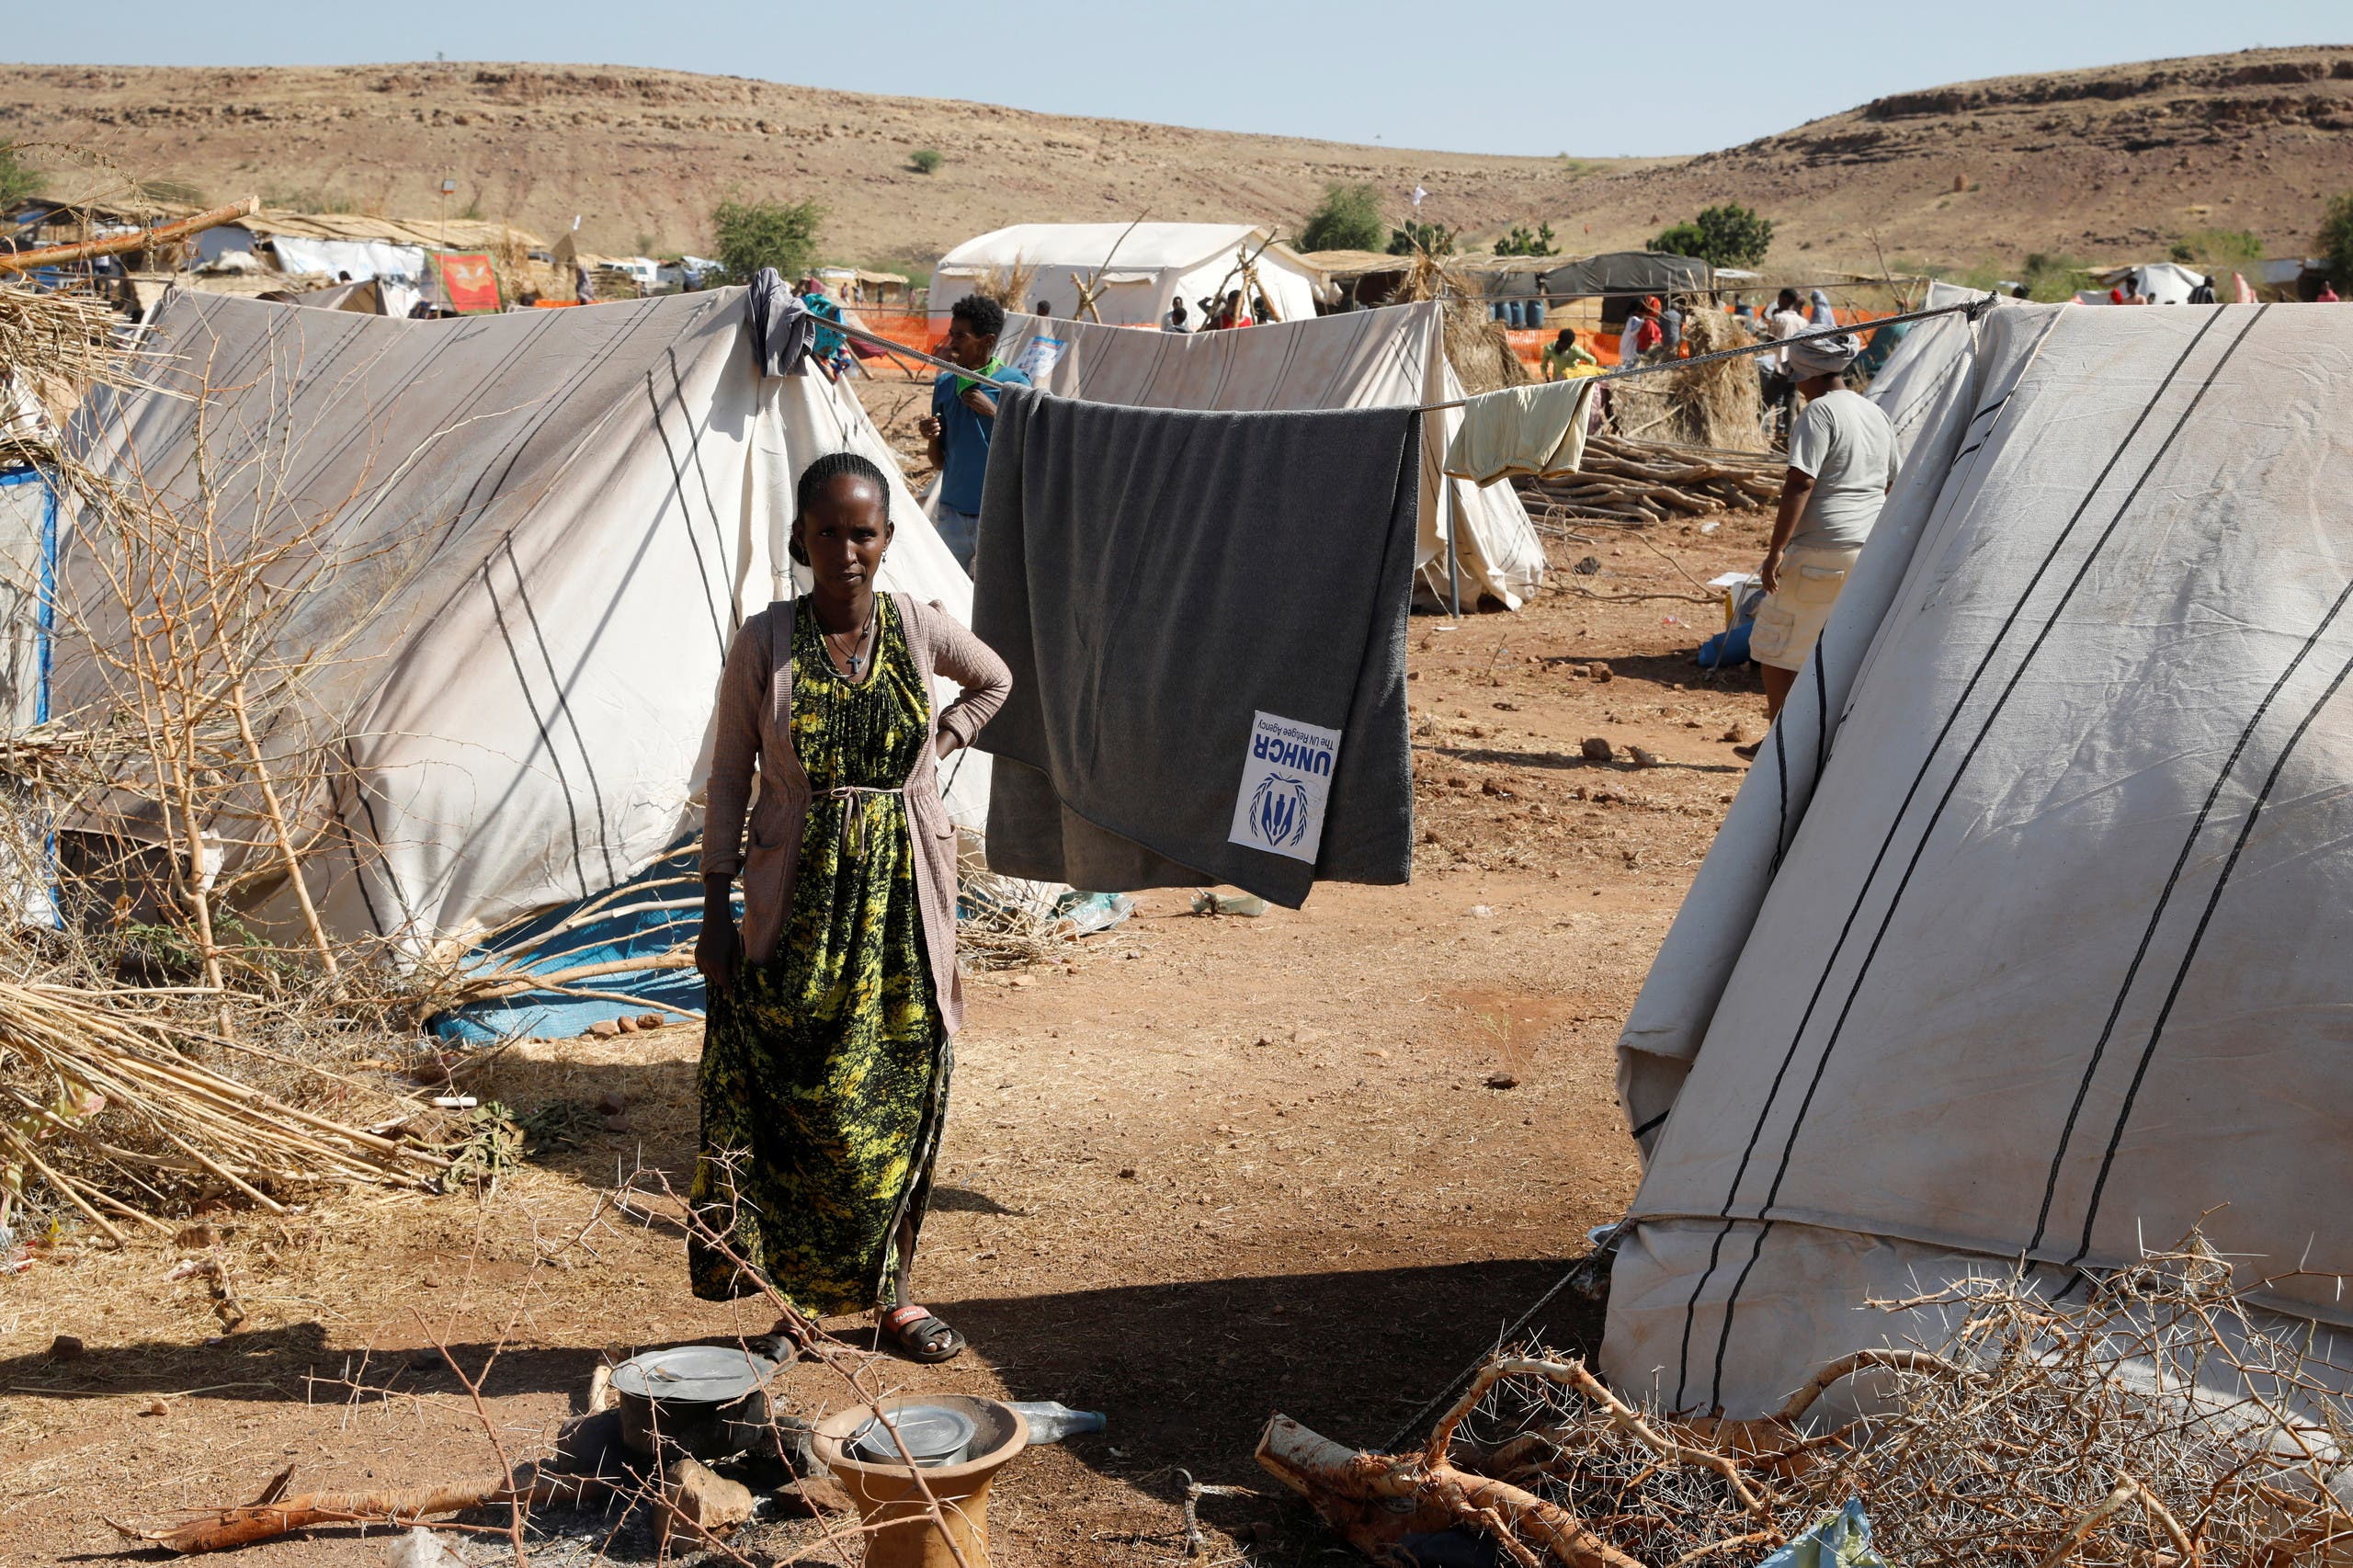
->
2319, 193, 2353, 290
1386, 219, 1456, 257
1953, 252, 2089, 302
710, 197, 824, 284
2169, 227, 2263, 276
1650, 203, 1775, 269
0, 144, 40, 209
1494, 222, 1559, 257
1300, 182, 1384, 253
909, 149, 944, 176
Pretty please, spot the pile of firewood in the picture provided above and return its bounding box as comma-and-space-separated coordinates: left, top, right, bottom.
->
1516, 437, 1782, 526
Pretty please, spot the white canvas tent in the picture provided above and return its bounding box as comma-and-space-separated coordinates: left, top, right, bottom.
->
60, 287, 983, 954
930, 223, 1325, 328
2077, 260, 2207, 305
1607, 298, 2353, 1416
992, 301, 1547, 610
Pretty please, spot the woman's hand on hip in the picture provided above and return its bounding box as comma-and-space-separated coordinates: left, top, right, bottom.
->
697, 883, 743, 995
934, 732, 961, 761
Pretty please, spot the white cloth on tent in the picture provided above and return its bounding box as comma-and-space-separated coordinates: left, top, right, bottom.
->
990, 302, 1546, 610
1608, 299, 2353, 1417
1441, 381, 1592, 484
266, 236, 426, 319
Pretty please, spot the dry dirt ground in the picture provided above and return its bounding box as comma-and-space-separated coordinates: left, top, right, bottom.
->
0, 511, 1779, 1566
6, 46, 2351, 274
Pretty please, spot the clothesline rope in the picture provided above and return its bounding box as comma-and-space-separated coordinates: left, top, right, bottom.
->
1418, 295, 1996, 413
802, 295, 1997, 413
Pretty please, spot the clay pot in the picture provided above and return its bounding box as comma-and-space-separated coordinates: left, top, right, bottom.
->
813, 1394, 1029, 1567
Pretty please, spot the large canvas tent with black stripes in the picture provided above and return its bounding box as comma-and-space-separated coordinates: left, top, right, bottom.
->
1605, 297, 2353, 1416
60, 287, 982, 989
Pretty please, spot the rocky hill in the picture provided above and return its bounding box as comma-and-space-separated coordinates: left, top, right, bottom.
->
3, 47, 2348, 273
0, 62, 1633, 267
1552, 47, 2353, 269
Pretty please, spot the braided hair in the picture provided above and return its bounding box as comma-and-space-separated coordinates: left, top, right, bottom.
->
789, 451, 891, 565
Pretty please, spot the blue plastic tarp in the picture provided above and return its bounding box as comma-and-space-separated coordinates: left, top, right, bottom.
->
430, 841, 722, 1042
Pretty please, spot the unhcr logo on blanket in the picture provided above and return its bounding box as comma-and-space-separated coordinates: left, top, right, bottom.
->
1229, 711, 1341, 864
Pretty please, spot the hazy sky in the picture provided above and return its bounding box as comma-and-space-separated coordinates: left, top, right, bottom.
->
12, 3, 2347, 156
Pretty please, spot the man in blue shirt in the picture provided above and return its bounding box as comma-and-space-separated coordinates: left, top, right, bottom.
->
918, 294, 1030, 574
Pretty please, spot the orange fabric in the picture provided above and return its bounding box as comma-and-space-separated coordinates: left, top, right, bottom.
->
433, 251, 501, 315
1510, 325, 1617, 368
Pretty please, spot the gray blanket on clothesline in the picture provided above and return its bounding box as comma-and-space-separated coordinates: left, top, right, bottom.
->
971, 389, 1420, 908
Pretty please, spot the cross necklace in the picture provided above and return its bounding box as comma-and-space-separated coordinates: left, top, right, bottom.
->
821, 598, 878, 678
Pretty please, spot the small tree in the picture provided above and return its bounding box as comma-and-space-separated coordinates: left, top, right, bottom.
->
1387, 219, 1456, 257
1300, 182, 1385, 253
1493, 222, 1559, 257
710, 197, 825, 285
2320, 193, 2353, 290
909, 149, 945, 176
0, 143, 41, 210
1650, 203, 1775, 269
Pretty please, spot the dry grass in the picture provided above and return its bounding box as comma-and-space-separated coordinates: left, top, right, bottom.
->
1444, 302, 1531, 397
1607, 308, 1768, 452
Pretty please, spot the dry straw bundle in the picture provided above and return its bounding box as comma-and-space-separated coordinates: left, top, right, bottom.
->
0, 278, 139, 464
1608, 306, 1768, 453
1262, 1241, 2353, 1567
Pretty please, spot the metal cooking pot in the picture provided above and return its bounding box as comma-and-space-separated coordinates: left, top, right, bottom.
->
608, 1343, 790, 1462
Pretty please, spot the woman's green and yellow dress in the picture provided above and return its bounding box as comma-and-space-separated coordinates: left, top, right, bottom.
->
688, 597, 949, 1314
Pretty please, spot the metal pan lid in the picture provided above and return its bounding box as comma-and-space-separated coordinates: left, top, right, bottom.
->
848, 1403, 978, 1467
608, 1345, 781, 1406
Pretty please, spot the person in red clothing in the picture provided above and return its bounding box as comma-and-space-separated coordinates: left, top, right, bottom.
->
1617, 298, 1663, 363
2320, 281, 2343, 303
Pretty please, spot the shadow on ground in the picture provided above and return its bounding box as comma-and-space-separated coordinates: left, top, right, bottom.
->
938, 1255, 1605, 1478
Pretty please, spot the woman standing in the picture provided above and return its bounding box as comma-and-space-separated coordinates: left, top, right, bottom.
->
691, 452, 1011, 1363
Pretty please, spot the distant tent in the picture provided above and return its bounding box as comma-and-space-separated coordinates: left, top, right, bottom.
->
1539, 252, 1713, 325
1607, 298, 2353, 1416
2079, 260, 2206, 305
266, 277, 385, 314
991, 301, 1547, 610
931, 223, 1327, 327
60, 289, 983, 1031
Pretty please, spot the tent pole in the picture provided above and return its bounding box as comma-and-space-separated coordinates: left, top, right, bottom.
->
1447, 483, 1461, 619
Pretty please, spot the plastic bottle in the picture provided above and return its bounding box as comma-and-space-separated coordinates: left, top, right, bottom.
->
1005, 1401, 1107, 1445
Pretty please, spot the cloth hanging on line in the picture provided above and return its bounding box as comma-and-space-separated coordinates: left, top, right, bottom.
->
971, 390, 1420, 909
745, 267, 815, 378
1441, 378, 1595, 484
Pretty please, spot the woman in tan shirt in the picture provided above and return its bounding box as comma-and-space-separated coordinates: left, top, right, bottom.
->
691, 451, 1011, 1363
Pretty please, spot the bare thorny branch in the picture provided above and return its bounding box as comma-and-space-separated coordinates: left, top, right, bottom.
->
1263, 1236, 2353, 1567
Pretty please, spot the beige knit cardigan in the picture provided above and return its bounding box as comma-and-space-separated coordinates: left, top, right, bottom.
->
701, 593, 1013, 1035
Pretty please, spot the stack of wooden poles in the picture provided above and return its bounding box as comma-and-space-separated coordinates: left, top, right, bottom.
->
1516, 436, 1783, 526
